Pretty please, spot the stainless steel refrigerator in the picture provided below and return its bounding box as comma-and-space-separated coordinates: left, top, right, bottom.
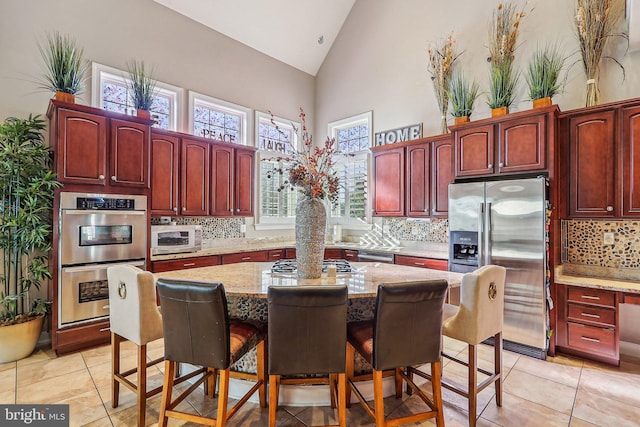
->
448, 177, 549, 359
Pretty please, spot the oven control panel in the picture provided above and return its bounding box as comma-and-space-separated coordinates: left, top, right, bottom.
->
76, 197, 137, 210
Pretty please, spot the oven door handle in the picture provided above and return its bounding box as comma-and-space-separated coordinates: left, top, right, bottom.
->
63, 210, 146, 215
62, 261, 145, 273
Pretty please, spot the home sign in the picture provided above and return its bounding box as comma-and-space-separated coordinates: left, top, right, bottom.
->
374, 123, 422, 146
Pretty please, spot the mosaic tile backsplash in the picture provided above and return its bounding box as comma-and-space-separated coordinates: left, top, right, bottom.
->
385, 218, 449, 243
563, 220, 640, 269
173, 216, 244, 239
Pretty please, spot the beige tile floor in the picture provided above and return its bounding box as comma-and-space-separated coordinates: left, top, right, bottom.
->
1, 336, 640, 426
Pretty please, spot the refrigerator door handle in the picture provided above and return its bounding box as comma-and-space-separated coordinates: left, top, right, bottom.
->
485, 202, 492, 265
478, 202, 484, 267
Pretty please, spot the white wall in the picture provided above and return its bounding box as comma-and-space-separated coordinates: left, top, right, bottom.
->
316, 0, 640, 138
0, 0, 315, 131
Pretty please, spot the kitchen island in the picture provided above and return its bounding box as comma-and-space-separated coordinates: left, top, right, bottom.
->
154, 262, 463, 405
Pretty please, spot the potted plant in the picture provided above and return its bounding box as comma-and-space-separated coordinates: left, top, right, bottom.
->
0, 115, 62, 363
487, 61, 518, 116
526, 44, 565, 108
427, 32, 461, 134
38, 32, 88, 103
448, 72, 480, 124
126, 60, 158, 119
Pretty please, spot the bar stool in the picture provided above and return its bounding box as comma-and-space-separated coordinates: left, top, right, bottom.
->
156, 278, 267, 427
107, 264, 167, 426
346, 280, 448, 427
267, 285, 348, 427
411, 264, 506, 427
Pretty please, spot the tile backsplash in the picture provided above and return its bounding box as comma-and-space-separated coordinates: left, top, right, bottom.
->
384, 218, 449, 243
563, 220, 640, 269
173, 217, 244, 239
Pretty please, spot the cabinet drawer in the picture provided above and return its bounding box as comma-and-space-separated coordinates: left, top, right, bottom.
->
151, 255, 220, 272
324, 248, 344, 259
567, 322, 616, 357
567, 304, 615, 328
222, 251, 268, 264
395, 255, 448, 271
344, 250, 359, 261
567, 287, 615, 307
268, 249, 285, 261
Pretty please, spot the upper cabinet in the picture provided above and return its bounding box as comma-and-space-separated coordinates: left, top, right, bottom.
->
150, 130, 180, 215
372, 135, 452, 217
48, 101, 151, 191
181, 138, 211, 216
210, 145, 255, 216
562, 100, 640, 218
452, 106, 557, 179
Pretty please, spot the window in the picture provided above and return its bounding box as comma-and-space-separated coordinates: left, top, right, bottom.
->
255, 111, 300, 228
188, 92, 251, 145
328, 112, 373, 227
91, 62, 181, 131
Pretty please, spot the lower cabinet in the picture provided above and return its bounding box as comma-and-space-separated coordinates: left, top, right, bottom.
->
394, 255, 448, 271
150, 255, 220, 273
55, 319, 110, 355
556, 284, 619, 365
221, 251, 268, 264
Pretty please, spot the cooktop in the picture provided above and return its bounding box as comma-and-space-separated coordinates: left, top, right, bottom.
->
271, 259, 353, 274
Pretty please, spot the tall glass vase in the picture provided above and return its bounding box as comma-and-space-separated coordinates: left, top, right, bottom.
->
585, 72, 599, 107
295, 197, 326, 279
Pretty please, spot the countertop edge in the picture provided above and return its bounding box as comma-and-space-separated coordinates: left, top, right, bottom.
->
554, 272, 640, 294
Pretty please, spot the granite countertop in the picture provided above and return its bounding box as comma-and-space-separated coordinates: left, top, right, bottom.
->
150, 240, 449, 262
555, 264, 640, 294
153, 261, 463, 298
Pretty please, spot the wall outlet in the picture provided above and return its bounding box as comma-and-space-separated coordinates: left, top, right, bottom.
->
603, 232, 615, 245
240, 224, 247, 233
411, 226, 419, 235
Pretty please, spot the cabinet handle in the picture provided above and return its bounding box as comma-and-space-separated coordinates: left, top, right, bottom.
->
581, 312, 601, 319
98, 174, 105, 179
581, 295, 600, 301
236, 209, 240, 212
241, 257, 251, 261
99, 327, 111, 332
580, 336, 601, 343
174, 207, 178, 212
183, 262, 196, 267
499, 162, 504, 167
111, 176, 116, 181
606, 206, 614, 212
414, 262, 425, 266
487, 163, 493, 168
272, 254, 281, 258
183, 207, 186, 211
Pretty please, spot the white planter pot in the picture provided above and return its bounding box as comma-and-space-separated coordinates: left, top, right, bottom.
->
0, 315, 44, 363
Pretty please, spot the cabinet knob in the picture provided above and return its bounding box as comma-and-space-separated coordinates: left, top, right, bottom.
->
183, 207, 186, 211
499, 162, 504, 167
487, 163, 493, 168
236, 209, 240, 212
98, 174, 105, 180
111, 176, 116, 181
606, 206, 614, 212
173, 207, 177, 212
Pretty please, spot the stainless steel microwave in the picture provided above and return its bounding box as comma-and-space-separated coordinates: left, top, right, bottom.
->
150, 225, 202, 255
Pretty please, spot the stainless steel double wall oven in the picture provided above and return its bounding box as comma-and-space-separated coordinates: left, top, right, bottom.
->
58, 192, 147, 326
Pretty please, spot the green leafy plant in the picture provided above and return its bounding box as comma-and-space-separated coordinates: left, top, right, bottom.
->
526, 44, 566, 100
0, 115, 62, 326
127, 60, 158, 111
448, 72, 480, 118
38, 32, 88, 95
488, 61, 518, 109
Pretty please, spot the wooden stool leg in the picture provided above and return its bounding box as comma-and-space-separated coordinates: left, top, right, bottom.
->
158, 360, 176, 427
345, 343, 354, 408
373, 369, 386, 427
338, 372, 347, 427
137, 344, 147, 427
469, 344, 478, 427
257, 340, 267, 408
269, 374, 279, 427
395, 367, 403, 398
495, 332, 503, 406
431, 361, 445, 427
111, 332, 120, 408
206, 368, 218, 398
217, 368, 230, 427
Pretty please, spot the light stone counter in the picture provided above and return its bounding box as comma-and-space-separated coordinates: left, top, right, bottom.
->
555, 265, 640, 294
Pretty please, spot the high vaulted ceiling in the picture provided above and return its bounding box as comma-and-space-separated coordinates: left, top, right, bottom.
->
154, 0, 356, 76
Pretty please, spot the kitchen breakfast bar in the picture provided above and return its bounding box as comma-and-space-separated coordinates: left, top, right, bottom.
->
154, 262, 463, 405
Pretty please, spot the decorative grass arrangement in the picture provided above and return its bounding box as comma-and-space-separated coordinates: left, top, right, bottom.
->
526, 43, 566, 101
38, 32, 88, 95
487, 1, 530, 110
574, 0, 627, 106
427, 32, 461, 134
448, 72, 480, 119
126, 60, 158, 111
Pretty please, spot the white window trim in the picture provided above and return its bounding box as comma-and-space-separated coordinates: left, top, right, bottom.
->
254, 111, 301, 230
188, 91, 252, 145
327, 111, 373, 230
91, 62, 183, 131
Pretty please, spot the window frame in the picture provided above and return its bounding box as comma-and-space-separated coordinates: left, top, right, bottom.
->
91, 62, 183, 131
327, 111, 373, 230
188, 91, 252, 145
254, 111, 301, 230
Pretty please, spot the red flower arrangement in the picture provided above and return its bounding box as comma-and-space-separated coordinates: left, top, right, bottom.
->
264, 107, 341, 205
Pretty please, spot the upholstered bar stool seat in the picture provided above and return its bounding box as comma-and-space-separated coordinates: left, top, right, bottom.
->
156, 278, 266, 427
267, 285, 348, 427
411, 264, 506, 427
347, 280, 448, 427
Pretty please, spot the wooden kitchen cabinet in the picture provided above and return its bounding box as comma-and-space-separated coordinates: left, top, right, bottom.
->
150, 255, 221, 272
234, 147, 255, 216
454, 124, 494, 177
181, 138, 210, 216
150, 130, 180, 215
109, 119, 150, 188
394, 254, 448, 271
372, 146, 405, 216
406, 142, 430, 217
555, 284, 619, 365
211, 144, 234, 216
431, 135, 453, 217
344, 249, 359, 261
622, 105, 640, 216
268, 249, 286, 261
221, 250, 268, 264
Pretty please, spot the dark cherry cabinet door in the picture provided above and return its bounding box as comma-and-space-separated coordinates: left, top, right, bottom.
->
622, 106, 640, 217
431, 137, 452, 217
406, 143, 430, 217
235, 147, 255, 216
372, 147, 405, 216
211, 145, 234, 216
569, 110, 616, 217
110, 119, 149, 188
455, 124, 494, 177
498, 114, 546, 173
56, 109, 108, 185
150, 131, 179, 215
181, 138, 210, 216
